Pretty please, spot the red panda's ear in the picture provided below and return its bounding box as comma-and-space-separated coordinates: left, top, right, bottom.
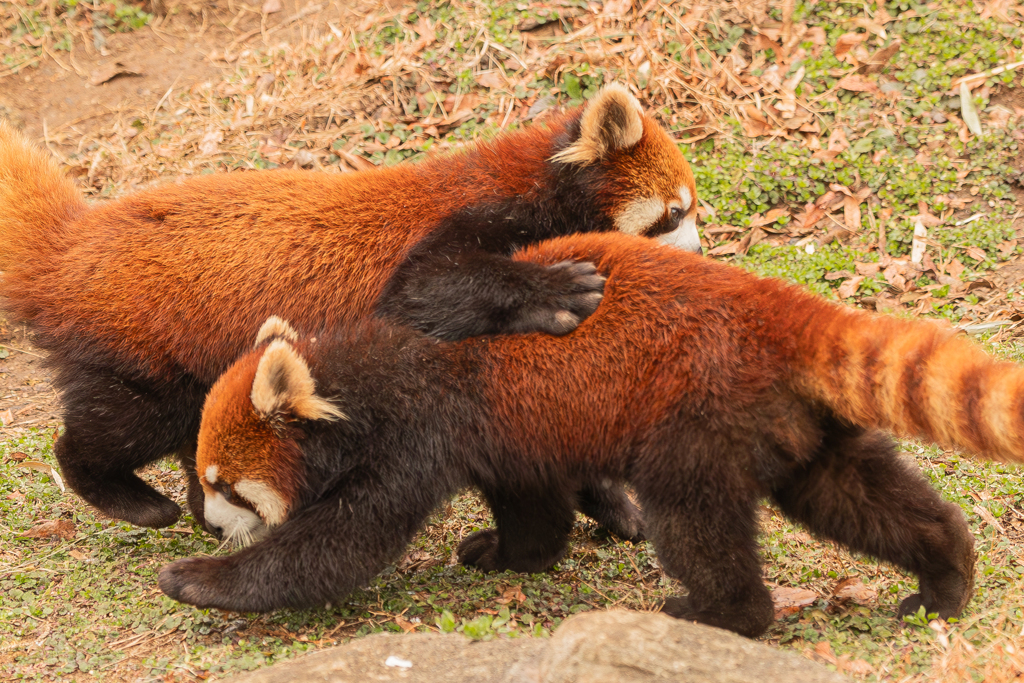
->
250, 339, 348, 422
255, 316, 299, 347
550, 83, 644, 166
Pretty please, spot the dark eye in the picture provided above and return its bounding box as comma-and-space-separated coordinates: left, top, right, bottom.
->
670, 207, 683, 222
219, 484, 234, 502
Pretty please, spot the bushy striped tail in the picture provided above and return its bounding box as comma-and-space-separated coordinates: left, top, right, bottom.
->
792, 301, 1024, 463
0, 121, 85, 271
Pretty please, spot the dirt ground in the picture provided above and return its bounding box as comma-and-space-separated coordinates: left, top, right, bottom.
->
0, 317, 58, 437
1, 0, 384, 140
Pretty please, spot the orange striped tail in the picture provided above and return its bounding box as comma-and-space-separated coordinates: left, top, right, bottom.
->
792, 301, 1024, 463
0, 121, 85, 271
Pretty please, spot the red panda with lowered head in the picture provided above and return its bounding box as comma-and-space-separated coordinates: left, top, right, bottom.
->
157, 231, 1010, 638
0, 85, 696, 533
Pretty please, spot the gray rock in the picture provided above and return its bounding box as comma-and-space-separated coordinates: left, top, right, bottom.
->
226, 629, 545, 683
532, 610, 847, 683
226, 610, 848, 683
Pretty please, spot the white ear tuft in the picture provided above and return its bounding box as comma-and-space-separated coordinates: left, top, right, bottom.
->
255, 316, 299, 347
250, 339, 348, 422
550, 83, 644, 166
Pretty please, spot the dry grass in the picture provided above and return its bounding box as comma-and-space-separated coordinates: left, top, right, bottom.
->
32, 0, 863, 193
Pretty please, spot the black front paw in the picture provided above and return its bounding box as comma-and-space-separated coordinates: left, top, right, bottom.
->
159, 557, 231, 610
508, 260, 605, 336
130, 497, 183, 529
897, 594, 927, 621
660, 595, 699, 620
457, 529, 503, 571
605, 511, 646, 543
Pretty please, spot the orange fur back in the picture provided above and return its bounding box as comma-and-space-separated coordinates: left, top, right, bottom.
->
0, 116, 576, 381
500, 233, 1024, 465
0, 105, 693, 384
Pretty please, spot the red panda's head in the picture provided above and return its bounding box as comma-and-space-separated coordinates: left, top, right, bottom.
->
195, 317, 345, 546
552, 84, 701, 253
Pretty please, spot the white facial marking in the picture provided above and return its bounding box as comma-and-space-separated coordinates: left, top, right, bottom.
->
204, 489, 270, 548
615, 197, 667, 236
234, 478, 289, 527
205, 464, 218, 485
679, 185, 692, 212
660, 214, 702, 253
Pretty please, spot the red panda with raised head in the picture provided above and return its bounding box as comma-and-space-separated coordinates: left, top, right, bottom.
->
0, 85, 695, 533
158, 231, 1010, 638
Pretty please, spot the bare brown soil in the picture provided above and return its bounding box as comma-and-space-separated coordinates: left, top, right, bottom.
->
0, 0, 380, 141
0, 317, 59, 437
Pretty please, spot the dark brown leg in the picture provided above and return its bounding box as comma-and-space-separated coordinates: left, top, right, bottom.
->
770, 426, 975, 622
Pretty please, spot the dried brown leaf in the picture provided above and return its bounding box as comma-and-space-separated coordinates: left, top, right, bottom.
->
772, 586, 818, 618
864, 39, 902, 74
494, 585, 527, 606
843, 195, 862, 231
411, 17, 436, 52
17, 460, 66, 492
936, 194, 972, 210
741, 114, 772, 137
853, 17, 887, 38
980, 0, 1018, 22
475, 71, 506, 90
7, 451, 28, 461
735, 226, 766, 256
815, 190, 839, 207
811, 149, 841, 161
601, 0, 632, 17
874, 6, 896, 24
394, 615, 418, 633
833, 577, 878, 604
843, 660, 876, 676
89, 62, 142, 87
335, 148, 375, 172
834, 33, 867, 62
708, 241, 741, 256
797, 203, 827, 229
856, 262, 881, 277
813, 641, 837, 664
989, 105, 1013, 129
964, 245, 987, 261
829, 128, 850, 151
20, 519, 75, 540
838, 275, 865, 299
752, 33, 782, 53
883, 265, 908, 290
973, 504, 1006, 533
804, 26, 827, 55
836, 74, 880, 94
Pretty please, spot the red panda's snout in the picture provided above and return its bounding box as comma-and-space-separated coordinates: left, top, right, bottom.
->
195, 319, 345, 545
201, 471, 274, 548
602, 118, 701, 253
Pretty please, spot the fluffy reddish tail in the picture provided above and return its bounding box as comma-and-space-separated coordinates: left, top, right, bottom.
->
792, 301, 1024, 463
0, 121, 85, 271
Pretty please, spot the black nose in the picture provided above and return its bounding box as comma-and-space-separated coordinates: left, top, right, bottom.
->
207, 523, 224, 539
